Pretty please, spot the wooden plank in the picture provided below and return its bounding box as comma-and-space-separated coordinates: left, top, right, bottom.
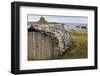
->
32, 32, 35, 59
35, 32, 38, 59
41, 33, 45, 59
44, 34, 47, 59
38, 32, 42, 59
49, 36, 53, 59
46, 35, 50, 59
28, 32, 33, 60
45, 35, 53, 59
45, 35, 48, 59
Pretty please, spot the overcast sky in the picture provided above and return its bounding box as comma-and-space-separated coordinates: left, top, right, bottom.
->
28, 15, 88, 24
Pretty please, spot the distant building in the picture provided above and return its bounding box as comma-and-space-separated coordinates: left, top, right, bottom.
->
28, 17, 64, 29
64, 23, 87, 32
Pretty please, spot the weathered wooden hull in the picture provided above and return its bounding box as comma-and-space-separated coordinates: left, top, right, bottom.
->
28, 25, 72, 60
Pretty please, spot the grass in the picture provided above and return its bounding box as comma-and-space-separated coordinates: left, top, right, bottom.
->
60, 32, 88, 59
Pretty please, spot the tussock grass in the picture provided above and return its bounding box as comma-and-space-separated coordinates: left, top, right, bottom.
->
60, 32, 88, 59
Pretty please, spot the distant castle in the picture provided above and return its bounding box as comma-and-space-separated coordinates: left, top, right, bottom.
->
28, 17, 64, 29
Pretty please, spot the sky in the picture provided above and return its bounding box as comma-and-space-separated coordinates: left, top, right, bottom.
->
28, 15, 88, 24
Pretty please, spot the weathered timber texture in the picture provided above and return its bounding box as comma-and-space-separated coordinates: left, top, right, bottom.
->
28, 31, 54, 60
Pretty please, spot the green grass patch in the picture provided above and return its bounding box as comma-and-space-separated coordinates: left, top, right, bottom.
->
60, 32, 88, 59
